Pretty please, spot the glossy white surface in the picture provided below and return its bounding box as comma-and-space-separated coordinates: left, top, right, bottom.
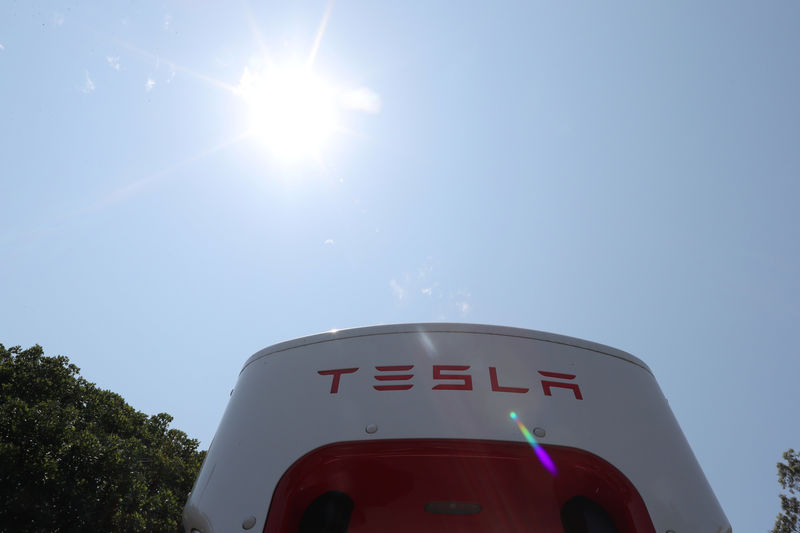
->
183, 324, 730, 533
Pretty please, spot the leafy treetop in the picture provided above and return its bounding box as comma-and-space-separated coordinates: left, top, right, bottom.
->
773, 449, 800, 533
0, 344, 205, 533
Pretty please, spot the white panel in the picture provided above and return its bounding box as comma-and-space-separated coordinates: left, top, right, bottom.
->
183, 324, 730, 533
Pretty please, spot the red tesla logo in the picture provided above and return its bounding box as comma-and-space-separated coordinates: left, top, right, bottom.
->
317, 365, 583, 399
373, 365, 414, 391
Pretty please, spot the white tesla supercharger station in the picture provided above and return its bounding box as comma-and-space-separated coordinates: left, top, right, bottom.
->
182, 324, 730, 533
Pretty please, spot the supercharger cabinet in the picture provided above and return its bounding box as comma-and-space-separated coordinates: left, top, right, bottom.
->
182, 323, 731, 533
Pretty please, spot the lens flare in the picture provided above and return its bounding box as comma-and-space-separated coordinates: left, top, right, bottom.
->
418, 330, 437, 357
509, 412, 557, 475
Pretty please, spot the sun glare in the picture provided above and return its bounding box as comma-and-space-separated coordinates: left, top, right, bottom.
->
238, 64, 340, 162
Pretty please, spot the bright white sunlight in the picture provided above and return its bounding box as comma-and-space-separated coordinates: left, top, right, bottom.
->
237, 63, 341, 162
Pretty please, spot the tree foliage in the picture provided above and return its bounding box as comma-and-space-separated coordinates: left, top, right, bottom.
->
0, 344, 205, 532
773, 449, 800, 533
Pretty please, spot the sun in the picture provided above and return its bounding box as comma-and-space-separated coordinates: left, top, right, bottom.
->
237, 63, 340, 162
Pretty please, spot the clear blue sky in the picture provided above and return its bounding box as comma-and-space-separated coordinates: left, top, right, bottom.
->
2, 2, 798, 531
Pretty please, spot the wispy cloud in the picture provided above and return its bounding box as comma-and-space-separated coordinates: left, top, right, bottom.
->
145, 77, 155, 92
418, 262, 434, 279
324, 238, 334, 245
390, 279, 407, 301
454, 289, 472, 316
82, 71, 95, 93
106, 56, 120, 71
53, 13, 65, 26
390, 260, 473, 318
341, 87, 382, 114
0, 44, 5, 52
163, 14, 172, 31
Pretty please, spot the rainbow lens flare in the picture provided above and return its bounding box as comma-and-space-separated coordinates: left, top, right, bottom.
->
509, 412, 557, 475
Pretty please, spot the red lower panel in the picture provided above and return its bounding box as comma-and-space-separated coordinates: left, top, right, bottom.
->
264, 440, 655, 533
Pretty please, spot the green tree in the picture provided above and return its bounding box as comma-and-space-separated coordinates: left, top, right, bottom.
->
772, 449, 800, 533
0, 344, 206, 533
